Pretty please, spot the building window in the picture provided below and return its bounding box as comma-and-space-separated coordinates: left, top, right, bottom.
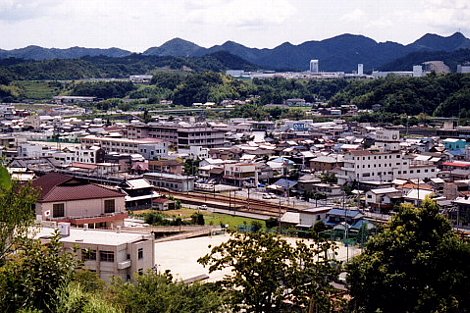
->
52, 203, 65, 218
104, 199, 115, 214
82, 249, 96, 261
138, 248, 143, 259
100, 251, 114, 262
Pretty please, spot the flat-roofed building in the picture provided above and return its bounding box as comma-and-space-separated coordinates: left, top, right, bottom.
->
144, 172, 195, 192
36, 225, 155, 282
80, 135, 168, 156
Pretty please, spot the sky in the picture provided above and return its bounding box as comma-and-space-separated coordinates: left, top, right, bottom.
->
0, 0, 469, 52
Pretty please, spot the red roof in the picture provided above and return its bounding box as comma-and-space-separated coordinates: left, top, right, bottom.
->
33, 173, 125, 203
442, 162, 470, 168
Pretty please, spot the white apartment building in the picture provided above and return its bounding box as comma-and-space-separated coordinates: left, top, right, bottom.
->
80, 135, 168, 156
126, 122, 226, 149
37, 225, 155, 282
138, 143, 169, 160
223, 163, 259, 187
178, 145, 210, 160
374, 129, 400, 151
338, 150, 438, 185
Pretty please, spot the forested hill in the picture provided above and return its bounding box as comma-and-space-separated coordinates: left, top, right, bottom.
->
380, 49, 470, 72
0, 52, 256, 81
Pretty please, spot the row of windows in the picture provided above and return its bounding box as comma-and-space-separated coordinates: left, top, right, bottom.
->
353, 154, 400, 161
82, 247, 144, 262
358, 162, 406, 168
360, 168, 436, 177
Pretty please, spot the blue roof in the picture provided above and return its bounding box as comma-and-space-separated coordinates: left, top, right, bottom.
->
327, 208, 363, 219
351, 219, 376, 230
449, 149, 466, 156
271, 157, 295, 165
272, 178, 297, 189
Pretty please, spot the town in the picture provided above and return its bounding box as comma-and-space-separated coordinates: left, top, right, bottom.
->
1, 8, 470, 310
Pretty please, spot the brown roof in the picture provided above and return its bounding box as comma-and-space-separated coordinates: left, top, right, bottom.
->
33, 172, 125, 202
149, 159, 183, 167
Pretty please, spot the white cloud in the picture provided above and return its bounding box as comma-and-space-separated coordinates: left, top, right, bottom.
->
340, 8, 365, 23
185, 0, 296, 29
421, 0, 470, 33
0, 0, 59, 21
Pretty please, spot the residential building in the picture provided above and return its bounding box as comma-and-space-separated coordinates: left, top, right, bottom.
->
126, 122, 226, 149
37, 225, 155, 282
144, 172, 195, 192
223, 163, 259, 187
338, 150, 438, 185
365, 187, 402, 211
310, 155, 343, 172
297, 207, 331, 228
138, 142, 169, 160
120, 179, 159, 211
80, 135, 168, 155
148, 159, 184, 175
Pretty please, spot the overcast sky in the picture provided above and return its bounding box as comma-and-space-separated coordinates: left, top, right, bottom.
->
0, 0, 469, 51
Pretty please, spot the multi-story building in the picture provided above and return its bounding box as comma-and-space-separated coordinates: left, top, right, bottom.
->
126, 122, 226, 149
37, 225, 155, 282
144, 172, 195, 192
223, 163, 259, 187
80, 135, 168, 156
338, 150, 438, 185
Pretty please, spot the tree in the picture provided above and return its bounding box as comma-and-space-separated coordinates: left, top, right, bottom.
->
198, 231, 340, 313
0, 166, 38, 265
0, 230, 80, 312
347, 198, 470, 313
110, 271, 227, 313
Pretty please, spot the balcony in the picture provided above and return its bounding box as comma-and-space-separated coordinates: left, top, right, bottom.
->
117, 259, 131, 269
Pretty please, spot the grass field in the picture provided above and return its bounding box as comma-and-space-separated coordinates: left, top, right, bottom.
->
13, 81, 62, 100
134, 208, 265, 231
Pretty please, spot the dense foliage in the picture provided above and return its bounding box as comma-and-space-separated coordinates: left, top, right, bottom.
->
331, 73, 470, 117
71, 81, 135, 99
0, 53, 255, 81
347, 198, 470, 313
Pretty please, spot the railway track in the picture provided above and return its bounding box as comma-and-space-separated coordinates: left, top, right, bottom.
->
159, 190, 300, 217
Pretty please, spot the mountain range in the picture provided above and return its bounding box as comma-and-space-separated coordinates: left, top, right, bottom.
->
1, 32, 469, 72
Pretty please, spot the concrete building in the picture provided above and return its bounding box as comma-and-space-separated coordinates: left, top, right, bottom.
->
138, 142, 169, 160
358, 64, 364, 76
127, 122, 226, 149
338, 150, 438, 185
310, 60, 319, 73
457, 64, 470, 74
223, 163, 259, 187
37, 226, 155, 282
80, 135, 168, 155
374, 129, 400, 151
33, 173, 127, 228
413, 65, 423, 77
144, 172, 195, 192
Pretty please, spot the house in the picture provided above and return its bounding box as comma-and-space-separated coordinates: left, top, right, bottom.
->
443, 138, 469, 151
148, 159, 184, 175
144, 172, 195, 192
365, 187, 402, 211
310, 155, 344, 172
223, 163, 258, 187
403, 189, 434, 206
36, 225, 154, 282
153, 197, 176, 211
32, 173, 127, 229
451, 197, 470, 228
120, 179, 159, 211
297, 207, 331, 228
324, 208, 364, 228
